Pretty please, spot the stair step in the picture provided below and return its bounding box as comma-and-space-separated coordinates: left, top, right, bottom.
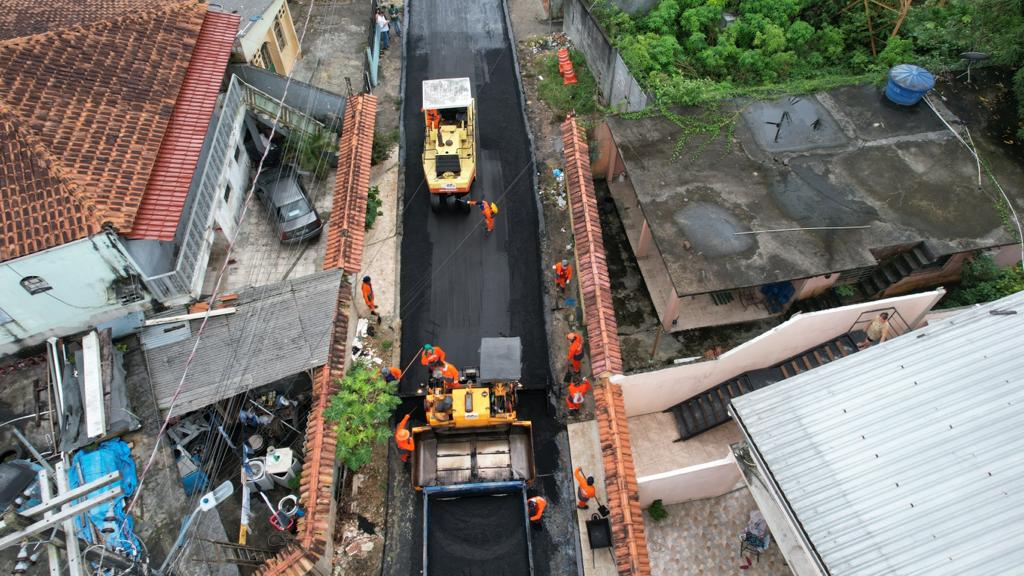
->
871, 270, 892, 289
802, 354, 818, 369
780, 364, 791, 378
881, 264, 902, 283
891, 257, 911, 277
911, 245, 932, 266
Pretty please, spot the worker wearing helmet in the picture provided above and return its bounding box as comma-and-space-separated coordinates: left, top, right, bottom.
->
527, 495, 547, 527
567, 332, 584, 373
434, 361, 461, 389
565, 376, 592, 413
395, 413, 415, 462
553, 259, 573, 291
420, 344, 446, 369
574, 466, 596, 509
381, 366, 402, 383
467, 200, 496, 234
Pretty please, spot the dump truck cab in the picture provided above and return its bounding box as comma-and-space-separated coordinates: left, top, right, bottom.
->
421, 77, 477, 212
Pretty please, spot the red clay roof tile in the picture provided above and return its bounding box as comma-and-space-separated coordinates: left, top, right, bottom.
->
0, 0, 235, 259
325, 94, 378, 273
562, 115, 650, 576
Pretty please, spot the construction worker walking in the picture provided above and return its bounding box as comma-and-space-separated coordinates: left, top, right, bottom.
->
381, 366, 402, 384
421, 344, 447, 369
566, 332, 584, 374
467, 200, 497, 234
553, 259, 573, 292
527, 495, 547, 528
361, 276, 381, 324
565, 376, 592, 413
574, 466, 596, 509
395, 413, 415, 462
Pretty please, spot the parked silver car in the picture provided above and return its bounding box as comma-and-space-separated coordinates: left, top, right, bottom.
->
255, 166, 323, 243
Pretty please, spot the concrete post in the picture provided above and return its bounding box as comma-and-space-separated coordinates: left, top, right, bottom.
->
637, 220, 652, 259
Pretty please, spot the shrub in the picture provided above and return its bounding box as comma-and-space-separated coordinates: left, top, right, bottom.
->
324, 361, 401, 471
366, 185, 383, 230
371, 129, 399, 166
940, 255, 1024, 308
646, 499, 669, 521
284, 129, 335, 180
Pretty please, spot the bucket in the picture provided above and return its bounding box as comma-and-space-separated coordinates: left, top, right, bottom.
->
278, 495, 299, 517
244, 458, 274, 491
247, 434, 265, 454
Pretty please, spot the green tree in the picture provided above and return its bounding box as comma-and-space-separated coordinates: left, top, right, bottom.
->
619, 32, 682, 74
324, 361, 401, 471
641, 0, 681, 33
940, 255, 1024, 308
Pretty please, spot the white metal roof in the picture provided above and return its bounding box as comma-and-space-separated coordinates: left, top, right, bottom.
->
732, 291, 1024, 576
422, 78, 473, 110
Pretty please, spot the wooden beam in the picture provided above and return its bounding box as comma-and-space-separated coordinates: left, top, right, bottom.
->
143, 307, 237, 326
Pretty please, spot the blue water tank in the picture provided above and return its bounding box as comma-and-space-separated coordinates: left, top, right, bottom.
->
885, 64, 935, 106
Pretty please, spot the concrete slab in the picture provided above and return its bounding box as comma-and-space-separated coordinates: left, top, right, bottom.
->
567, 420, 617, 576
628, 413, 741, 478
644, 488, 792, 576
290, 0, 369, 96
606, 85, 1024, 297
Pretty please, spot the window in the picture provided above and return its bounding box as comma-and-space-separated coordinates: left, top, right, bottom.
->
223, 182, 233, 203
0, 307, 12, 325
234, 144, 243, 163
274, 16, 287, 49
20, 275, 51, 295
259, 43, 276, 73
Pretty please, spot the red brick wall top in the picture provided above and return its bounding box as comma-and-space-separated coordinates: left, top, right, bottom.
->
257, 93, 377, 576
325, 94, 378, 274
561, 115, 650, 576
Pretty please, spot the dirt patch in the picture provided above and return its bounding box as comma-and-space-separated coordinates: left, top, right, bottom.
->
936, 67, 1024, 164
333, 441, 388, 575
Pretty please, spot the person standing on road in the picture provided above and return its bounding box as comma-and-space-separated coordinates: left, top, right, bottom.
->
376, 8, 390, 51
361, 276, 381, 324
381, 366, 402, 384
467, 200, 497, 234
574, 466, 596, 509
553, 259, 573, 292
566, 332, 584, 374
527, 495, 547, 528
421, 344, 446, 369
395, 413, 414, 462
387, 3, 402, 37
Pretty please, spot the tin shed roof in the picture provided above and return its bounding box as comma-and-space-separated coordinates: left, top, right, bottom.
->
732, 291, 1024, 575
422, 78, 473, 110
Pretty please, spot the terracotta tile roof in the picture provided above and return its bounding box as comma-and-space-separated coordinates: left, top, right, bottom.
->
128, 10, 240, 240
0, 0, 157, 41
561, 116, 623, 376
562, 115, 650, 575
258, 94, 378, 576
325, 94, 378, 273
0, 1, 234, 260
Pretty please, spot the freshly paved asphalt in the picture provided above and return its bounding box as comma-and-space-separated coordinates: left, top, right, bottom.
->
383, 1, 577, 575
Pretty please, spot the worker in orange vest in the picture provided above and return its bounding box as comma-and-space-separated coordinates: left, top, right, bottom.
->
565, 376, 592, 413
361, 276, 381, 323
566, 332, 584, 373
437, 361, 461, 389
527, 495, 547, 527
381, 366, 402, 384
421, 344, 446, 369
467, 200, 497, 234
395, 413, 415, 462
574, 466, 596, 509
553, 259, 573, 291
425, 108, 440, 130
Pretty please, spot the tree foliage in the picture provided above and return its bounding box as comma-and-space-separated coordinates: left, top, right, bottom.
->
324, 361, 401, 471
940, 255, 1024, 308
591, 0, 1024, 126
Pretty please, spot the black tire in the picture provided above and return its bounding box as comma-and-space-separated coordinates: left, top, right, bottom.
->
460, 194, 472, 213
445, 195, 458, 211
430, 193, 441, 213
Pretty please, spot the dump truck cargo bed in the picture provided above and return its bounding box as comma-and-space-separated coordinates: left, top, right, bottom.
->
423, 482, 533, 576
412, 423, 534, 488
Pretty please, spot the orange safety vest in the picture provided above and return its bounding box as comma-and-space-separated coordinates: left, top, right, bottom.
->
383, 366, 402, 382
395, 414, 414, 452
568, 334, 584, 361
527, 496, 547, 522
440, 362, 461, 388
426, 109, 440, 129
555, 262, 572, 286
566, 378, 591, 409
421, 346, 446, 367
575, 467, 595, 501
361, 281, 375, 310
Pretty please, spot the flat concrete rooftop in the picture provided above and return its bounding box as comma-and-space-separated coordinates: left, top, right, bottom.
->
606, 84, 1024, 296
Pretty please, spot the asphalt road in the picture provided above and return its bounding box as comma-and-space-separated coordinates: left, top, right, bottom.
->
383, 0, 577, 575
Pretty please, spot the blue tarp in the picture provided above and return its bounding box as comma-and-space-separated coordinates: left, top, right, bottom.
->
69, 439, 142, 560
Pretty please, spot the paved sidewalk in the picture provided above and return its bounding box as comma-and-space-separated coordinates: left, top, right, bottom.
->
568, 420, 618, 576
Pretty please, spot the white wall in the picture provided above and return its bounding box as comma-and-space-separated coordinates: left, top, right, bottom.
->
237, 0, 284, 61
213, 109, 251, 242
0, 234, 145, 354
617, 290, 946, 416
637, 456, 743, 507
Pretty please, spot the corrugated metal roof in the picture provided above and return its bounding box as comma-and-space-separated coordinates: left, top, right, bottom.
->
144, 269, 342, 417
731, 291, 1024, 576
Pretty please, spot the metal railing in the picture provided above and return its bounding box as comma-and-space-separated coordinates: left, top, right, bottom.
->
240, 81, 329, 138
848, 306, 912, 339
364, 0, 381, 90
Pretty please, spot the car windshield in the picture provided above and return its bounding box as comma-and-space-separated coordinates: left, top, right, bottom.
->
277, 198, 309, 221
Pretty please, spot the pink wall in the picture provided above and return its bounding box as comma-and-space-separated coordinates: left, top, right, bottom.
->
616, 289, 946, 416
637, 456, 742, 506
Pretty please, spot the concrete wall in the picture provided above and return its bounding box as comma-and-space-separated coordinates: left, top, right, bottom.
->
616, 289, 946, 416
794, 273, 839, 300
563, 0, 651, 112
237, 0, 301, 76
0, 234, 145, 354
213, 107, 252, 242
637, 456, 743, 507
